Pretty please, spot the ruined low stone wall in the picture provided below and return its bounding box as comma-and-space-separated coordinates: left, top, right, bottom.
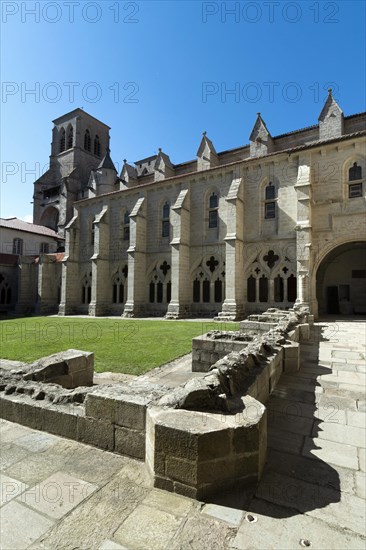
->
0, 307, 311, 500
192, 331, 254, 372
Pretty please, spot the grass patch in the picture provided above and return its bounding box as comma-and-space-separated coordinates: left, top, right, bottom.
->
0, 317, 239, 375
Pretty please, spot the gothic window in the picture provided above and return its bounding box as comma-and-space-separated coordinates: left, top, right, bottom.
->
67, 126, 73, 149
247, 275, 256, 302
202, 279, 210, 302
162, 202, 170, 238
208, 192, 218, 228
264, 182, 276, 219
84, 130, 91, 152
59, 128, 66, 153
348, 163, 363, 198
259, 275, 268, 302
274, 275, 284, 302
157, 281, 163, 303
81, 273, 92, 304
287, 274, 297, 302
40, 242, 49, 254
214, 278, 223, 303
167, 281, 172, 303
0, 274, 12, 305
12, 238, 23, 255
123, 210, 130, 241
349, 162, 362, 181
149, 282, 155, 303
193, 278, 200, 303
94, 135, 101, 157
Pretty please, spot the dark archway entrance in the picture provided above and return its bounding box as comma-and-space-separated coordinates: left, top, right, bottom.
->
316, 241, 366, 315
40, 206, 59, 231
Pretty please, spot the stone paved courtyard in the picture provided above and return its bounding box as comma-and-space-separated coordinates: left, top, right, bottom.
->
0, 319, 365, 550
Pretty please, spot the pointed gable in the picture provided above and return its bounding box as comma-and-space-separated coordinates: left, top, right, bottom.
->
120, 159, 138, 188
154, 148, 175, 181
318, 89, 344, 140
97, 148, 117, 172
249, 113, 274, 158
197, 131, 219, 170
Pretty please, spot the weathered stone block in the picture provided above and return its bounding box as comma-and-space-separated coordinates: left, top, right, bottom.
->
77, 416, 114, 450
114, 425, 145, 459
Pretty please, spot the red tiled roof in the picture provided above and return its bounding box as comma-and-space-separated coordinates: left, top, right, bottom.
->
0, 218, 63, 239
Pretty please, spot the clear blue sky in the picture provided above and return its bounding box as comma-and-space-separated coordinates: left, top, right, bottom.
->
1, 0, 365, 220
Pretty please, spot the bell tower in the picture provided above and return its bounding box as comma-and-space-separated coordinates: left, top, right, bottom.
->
33, 108, 111, 236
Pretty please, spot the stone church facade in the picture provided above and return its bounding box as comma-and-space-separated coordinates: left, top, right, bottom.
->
29, 92, 365, 319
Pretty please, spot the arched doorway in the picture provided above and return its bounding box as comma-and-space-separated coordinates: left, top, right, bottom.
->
40, 206, 59, 231
316, 241, 366, 315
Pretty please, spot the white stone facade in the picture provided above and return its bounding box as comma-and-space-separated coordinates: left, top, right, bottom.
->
28, 92, 366, 319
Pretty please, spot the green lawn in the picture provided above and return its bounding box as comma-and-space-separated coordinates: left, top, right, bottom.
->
0, 317, 239, 375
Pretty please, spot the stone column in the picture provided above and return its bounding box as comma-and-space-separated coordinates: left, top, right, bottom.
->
294, 157, 312, 309
218, 174, 245, 320
37, 255, 60, 314
15, 257, 38, 314
59, 214, 80, 315
123, 197, 147, 317
89, 206, 110, 316
166, 189, 191, 318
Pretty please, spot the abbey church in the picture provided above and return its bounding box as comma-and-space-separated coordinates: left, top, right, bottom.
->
2, 91, 366, 319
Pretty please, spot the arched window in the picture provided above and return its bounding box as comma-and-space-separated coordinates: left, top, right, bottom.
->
67, 126, 73, 149
193, 278, 200, 303
214, 278, 223, 303
264, 182, 276, 219
94, 135, 101, 157
123, 210, 130, 241
81, 272, 92, 304
12, 238, 23, 255
349, 162, 362, 181
149, 282, 155, 303
59, 128, 66, 153
287, 274, 297, 302
348, 162, 363, 198
208, 192, 218, 228
0, 274, 12, 305
112, 267, 127, 304
259, 275, 268, 302
162, 202, 170, 237
84, 130, 91, 152
202, 278, 210, 302
247, 275, 256, 302
274, 274, 284, 302
167, 281, 172, 303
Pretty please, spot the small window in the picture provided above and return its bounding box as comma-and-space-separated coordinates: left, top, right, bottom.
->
265, 182, 275, 200
193, 278, 200, 303
162, 202, 170, 237
94, 135, 101, 157
349, 183, 362, 198
247, 275, 256, 302
202, 279, 210, 302
12, 238, 23, 255
265, 202, 276, 219
349, 162, 362, 181
209, 210, 218, 229
90, 221, 95, 245
67, 126, 73, 149
40, 242, 49, 254
84, 130, 91, 152
208, 192, 218, 228
59, 128, 66, 153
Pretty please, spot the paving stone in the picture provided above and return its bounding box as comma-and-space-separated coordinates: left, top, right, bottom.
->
170, 513, 236, 550
0, 443, 30, 471
0, 500, 54, 549
142, 488, 194, 516
268, 411, 314, 436
0, 474, 28, 507
15, 431, 59, 453
332, 350, 364, 360
63, 447, 127, 484
202, 503, 243, 526
303, 437, 359, 470
17, 471, 98, 519
99, 541, 128, 550
268, 427, 305, 455
359, 448, 366, 472
114, 504, 182, 550
354, 471, 366, 499
231, 498, 366, 550
34, 474, 148, 549
313, 422, 366, 448
0, 423, 33, 443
